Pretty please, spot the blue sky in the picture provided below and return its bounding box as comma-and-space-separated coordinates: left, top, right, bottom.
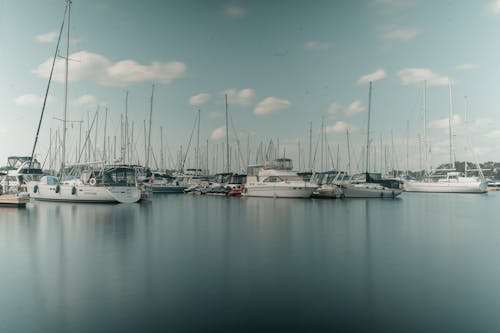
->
2, 0, 500, 173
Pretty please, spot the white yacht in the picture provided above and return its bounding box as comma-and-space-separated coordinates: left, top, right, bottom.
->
404, 82, 487, 194
27, 165, 141, 204
243, 158, 317, 198
0, 156, 44, 193
404, 171, 487, 193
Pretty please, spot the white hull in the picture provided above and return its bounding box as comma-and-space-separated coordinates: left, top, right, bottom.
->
341, 183, 402, 198
27, 182, 141, 203
243, 183, 317, 198
404, 180, 487, 193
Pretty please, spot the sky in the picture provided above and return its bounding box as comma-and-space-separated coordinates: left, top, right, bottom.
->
2, 0, 500, 173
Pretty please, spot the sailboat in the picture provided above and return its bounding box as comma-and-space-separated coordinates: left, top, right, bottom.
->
27, 0, 141, 203
341, 81, 403, 199
404, 83, 487, 193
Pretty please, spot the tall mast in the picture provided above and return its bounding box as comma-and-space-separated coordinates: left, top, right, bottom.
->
365, 81, 372, 174
225, 94, 230, 173
308, 121, 312, 171
423, 80, 428, 171
448, 81, 455, 169
196, 109, 200, 175
160, 126, 164, 172
320, 117, 324, 171
103, 107, 108, 162
125, 91, 129, 163
146, 84, 154, 168
61, 0, 71, 174
346, 128, 351, 176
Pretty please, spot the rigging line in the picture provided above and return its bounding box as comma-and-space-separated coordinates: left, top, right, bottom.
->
30, 3, 68, 166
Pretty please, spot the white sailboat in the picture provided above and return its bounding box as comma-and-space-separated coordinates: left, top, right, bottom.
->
404, 83, 487, 193
341, 81, 403, 199
27, 0, 141, 204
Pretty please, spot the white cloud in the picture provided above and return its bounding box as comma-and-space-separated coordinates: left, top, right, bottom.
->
455, 63, 480, 71
224, 4, 246, 17
327, 100, 365, 117
430, 114, 463, 129
383, 28, 419, 40
35, 31, 57, 43
211, 126, 226, 140
397, 68, 450, 86
304, 41, 332, 50
254, 97, 291, 115
222, 88, 255, 106
325, 121, 356, 134
358, 69, 387, 85
189, 93, 211, 106
15, 94, 55, 107
33, 50, 186, 86
486, 0, 500, 14
345, 100, 365, 116
73, 94, 98, 107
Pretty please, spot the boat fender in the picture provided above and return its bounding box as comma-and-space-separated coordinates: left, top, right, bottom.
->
392, 190, 395, 198
72, 186, 77, 195
380, 191, 384, 197
34, 184, 38, 193
55, 184, 60, 193
89, 178, 96, 186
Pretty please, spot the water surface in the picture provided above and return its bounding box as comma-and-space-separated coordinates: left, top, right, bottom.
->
1, 193, 500, 332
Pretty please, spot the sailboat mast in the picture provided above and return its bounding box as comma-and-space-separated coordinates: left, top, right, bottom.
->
160, 126, 164, 172
61, 0, 71, 174
346, 128, 351, 176
146, 84, 154, 168
196, 109, 200, 175
125, 91, 129, 164
225, 94, 230, 173
308, 121, 312, 171
448, 81, 455, 169
423, 80, 428, 171
365, 81, 372, 174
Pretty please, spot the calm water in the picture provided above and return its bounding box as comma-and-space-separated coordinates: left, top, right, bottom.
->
1, 192, 500, 332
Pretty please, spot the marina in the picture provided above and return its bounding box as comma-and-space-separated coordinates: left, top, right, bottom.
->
3, 0, 500, 331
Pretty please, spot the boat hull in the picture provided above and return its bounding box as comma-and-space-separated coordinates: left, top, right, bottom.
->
0, 193, 30, 207
27, 183, 141, 203
146, 184, 186, 193
404, 180, 487, 193
341, 184, 402, 198
243, 183, 317, 198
